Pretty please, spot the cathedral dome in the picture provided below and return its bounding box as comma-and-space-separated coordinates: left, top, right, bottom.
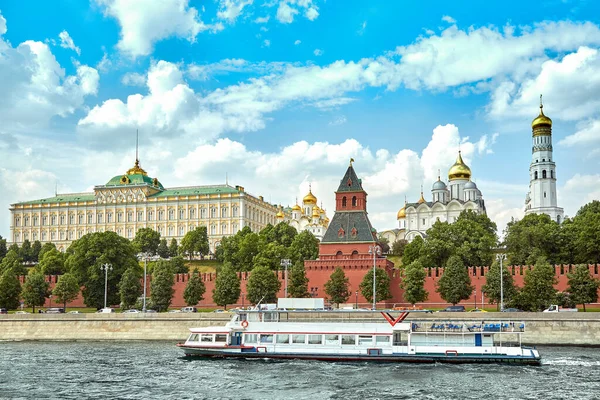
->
464, 180, 478, 190
291, 203, 301, 211
312, 207, 320, 217
417, 191, 426, 204
532, 105, 552, 130
432, 178, 447, 191
303, 189, 317, 205
276, 209, 285, 219
397, 205, 406, 220
448, 151, 472, 181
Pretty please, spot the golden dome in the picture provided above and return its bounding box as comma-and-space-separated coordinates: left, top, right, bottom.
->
126, 159, 148, 176
532, 96, 552, 133
312, 207, 320, 217
397, 205, 406, 219
417, 191, 426, 204
303, 187, 317, 205
276, 209, 285, 219
291, 203, 301, 211
448, 151, 471, 181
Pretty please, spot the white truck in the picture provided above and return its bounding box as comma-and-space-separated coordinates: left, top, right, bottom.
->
543, 304, 578, 312
277, 298, 325, 310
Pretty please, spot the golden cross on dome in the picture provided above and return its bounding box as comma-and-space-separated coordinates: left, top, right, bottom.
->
540, 94, 543, 110
349, 157, 354, 166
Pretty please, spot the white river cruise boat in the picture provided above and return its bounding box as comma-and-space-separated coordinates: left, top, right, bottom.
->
177, 310, 541, 365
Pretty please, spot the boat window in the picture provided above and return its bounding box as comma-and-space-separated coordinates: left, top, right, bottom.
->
239, 313, 247, 321
276, 334, 290, 344
201, 334, 213, 343
263, 312, 279, 322
341, 335, 356, 345
188, 334, 199, 342
215, 334, 227, 343
308, 335, 322, 345
358, 335, 373, 346
292, 334, 306, 344
260, 334, 274, 344
325, 335, 339, 345
245, 334, 258, 344
375, 336, 391, 345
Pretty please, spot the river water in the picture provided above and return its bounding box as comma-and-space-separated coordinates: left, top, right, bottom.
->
0, 342, 599, 400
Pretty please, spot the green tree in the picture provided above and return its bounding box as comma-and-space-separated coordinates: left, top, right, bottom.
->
38, 248, 66, 275
247, 265, 282, 304
271, 222, 298, 247
519, 257, 558, 311
0, 235, 7, 262
180, 227, 210, 260
0, 249, 27, 276
170, 256, 189, 274
252, 242, 288, 271
21, 272, 50, 313
53, 273, 80, 311
65, 231, 139, 309
150, 261, 175, 311
237, 232, 261, 271
169, 239, 179, 258
359, 267, 392, 306
212, 264, 241, 309
0, 269, 22, 310
402, 235, 424, 266
436, 255, 474, 305
20, 239, 32, 263
38, 242, 57, 262
570, 201, 600, 263
324, 267, 350, 307
157, 239, 170, 259
183, 271, 206, 306
31, 241, 42, 263
288, 262, 310, 298
567, 264, 600, 312
391, 239, 408, 257
378, 237, 391, 254
482, 260, 517, 310
401, 260, 428, 305
119, 267, 142, 310
503, 213, 562, 265
289, 230, 319, 265
132, 228, 160, 256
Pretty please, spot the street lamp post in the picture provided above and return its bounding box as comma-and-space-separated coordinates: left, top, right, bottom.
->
100, 263, 113, 309
280, 259, 292, 298
496, 253, 507, 312
355, 290, 358, 310
368, 245, 381, 310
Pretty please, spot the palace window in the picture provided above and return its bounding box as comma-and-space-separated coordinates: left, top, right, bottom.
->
179, 226, 185, 236
179, 209, 185, 219
190, 208, 196, 219
24, 216, 29, 227
128, 212, 133, 222
221, 224, 227, 234
24, 232, 29, 241
78, 231, 83, 239
233, 224, 237, 233
51, 231, 56, 240
200, 208, 206, 219
137, 211, 144, 221
148, 211, 154, 221
232, 207, 238, 217
168, 226, 174, 236
107, 213, 113, 223
32, 232, 38, 240
69, 214, 74, 224
158, 210, 164, 221
15, 217, 20, 227
158, 226, 163, 235
15, 232, 20, 242
117, 212, 123, 222
42, 232, 47, 241
221, 207, 227, 218
87, 214, 92, 224
69, 231, 74, 240
78, 215, 84, 225
127, 228, 133, 238
169, 210, 174, 220
33, 216, 38, 226
97, 213, 103, 223
117, 228, 122, 236
211, 225, 216, 235
211, 208, 217, 218
60, 215, 65, 225
51, 216, 57, 225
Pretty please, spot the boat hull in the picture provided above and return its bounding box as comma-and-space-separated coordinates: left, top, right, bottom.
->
177, 345, 541, 366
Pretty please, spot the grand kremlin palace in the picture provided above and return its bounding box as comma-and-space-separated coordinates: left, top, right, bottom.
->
9, 158, 280, 252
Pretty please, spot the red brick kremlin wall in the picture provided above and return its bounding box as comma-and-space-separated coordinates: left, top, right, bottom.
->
22, 264, 600, 309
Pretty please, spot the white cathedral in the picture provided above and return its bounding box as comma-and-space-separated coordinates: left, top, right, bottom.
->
276, 186, 329, 240
396, 151, 486, 242
524, 98, 564, 222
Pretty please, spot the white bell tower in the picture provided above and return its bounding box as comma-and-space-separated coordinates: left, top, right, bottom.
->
524, 96, 564, 223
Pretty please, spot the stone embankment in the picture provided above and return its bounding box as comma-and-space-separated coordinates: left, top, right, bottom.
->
1, 312, 598, 345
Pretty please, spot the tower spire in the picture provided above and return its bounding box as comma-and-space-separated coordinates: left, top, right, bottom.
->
136, 129, 139, 162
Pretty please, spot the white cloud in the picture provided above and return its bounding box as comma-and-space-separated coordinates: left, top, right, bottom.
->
121, 72, 146, 86
328, 116, 346, 126
0, 12, 7, 35
559, 119, 600, 147
294, 39, 301, 45
312, 97, 356, 109
95, 0, 223, 57
217, 0, 253, 23
358, 21, 367, 35
441, 15, 456, 24
263, 39, 271, 47
562, 174, 600, 216
313, 48, 323, 56
58, 30, 81, 55
187, 59, 294, 81
276, 2, 298, 23
254, 16, 270, 24
96, 51, 112, 72
305, 6, 319, 21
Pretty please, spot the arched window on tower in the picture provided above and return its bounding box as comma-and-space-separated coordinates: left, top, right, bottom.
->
542, 170, 547, 179
342, 197, 347, 207
551, 170, 554, 179
352, 196, 357, 207
534, 171, 538, 179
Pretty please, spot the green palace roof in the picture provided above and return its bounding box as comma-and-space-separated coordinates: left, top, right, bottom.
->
104, 173, 164, 189
14, 193, 96, 205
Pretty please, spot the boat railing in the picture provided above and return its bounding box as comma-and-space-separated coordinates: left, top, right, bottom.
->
410, 321, 526, 334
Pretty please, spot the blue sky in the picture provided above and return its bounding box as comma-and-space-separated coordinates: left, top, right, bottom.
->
1, 0, 600, 239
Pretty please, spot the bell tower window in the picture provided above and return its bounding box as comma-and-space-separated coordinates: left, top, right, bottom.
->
542, 170, 547, 179
534, 171, 538, 179
342, 197, 347, 207
352, 196, 357, 207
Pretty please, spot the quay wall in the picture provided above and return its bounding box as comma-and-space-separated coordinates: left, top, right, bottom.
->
1, 312, 599, 345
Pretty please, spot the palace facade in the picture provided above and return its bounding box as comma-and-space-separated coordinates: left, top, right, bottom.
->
9, 158, 279, 252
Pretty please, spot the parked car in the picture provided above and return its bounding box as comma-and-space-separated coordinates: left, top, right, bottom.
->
68, 311, 81, 314
45, 308, 65, 314
144, 309, 157, 313
15, 311, 30, 314
502, 308, 523, 313
122, 309, 140, 313
439, 305, 466, 312
97, 308, 115, 313
468, 308, 487, 312
181, 307, 198, 313
0, 308, 9, 314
